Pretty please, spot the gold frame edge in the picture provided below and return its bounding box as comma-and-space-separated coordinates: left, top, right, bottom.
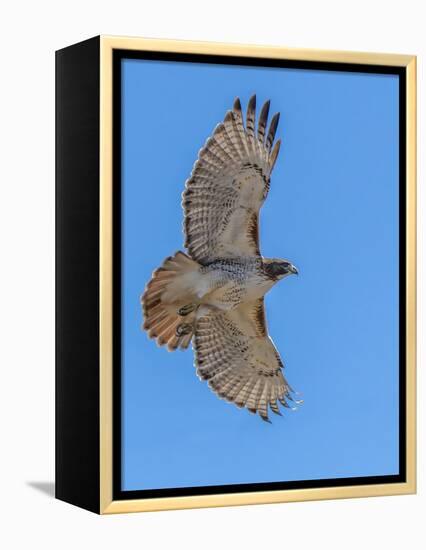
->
100, 37, 114, 513
99, 36, 417, 514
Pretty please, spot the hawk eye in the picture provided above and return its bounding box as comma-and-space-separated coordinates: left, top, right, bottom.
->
266, 262, 284, 276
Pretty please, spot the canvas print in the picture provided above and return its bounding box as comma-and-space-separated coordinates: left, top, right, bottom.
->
141, 95, 299, 422
120, 57, 400, 493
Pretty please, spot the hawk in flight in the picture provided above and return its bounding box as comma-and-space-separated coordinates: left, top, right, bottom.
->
142, 95, 298, 422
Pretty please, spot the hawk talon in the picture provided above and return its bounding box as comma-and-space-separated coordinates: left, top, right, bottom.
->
178, 303, 197, 316
176, 323, 193, 337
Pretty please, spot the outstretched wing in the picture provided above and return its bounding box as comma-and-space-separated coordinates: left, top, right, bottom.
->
183, 95, 281, 264
193, 299, 293, 422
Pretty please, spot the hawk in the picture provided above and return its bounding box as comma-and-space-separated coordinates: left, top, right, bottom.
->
141, 95, 298, 422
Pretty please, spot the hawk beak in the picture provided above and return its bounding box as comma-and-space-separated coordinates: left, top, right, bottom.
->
290, 264, 298, 275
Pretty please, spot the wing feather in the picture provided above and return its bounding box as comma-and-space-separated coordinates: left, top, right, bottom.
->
245, 94, 256, 147
232, 97, 247, 146
266, 112, 280, 152
269, 138, 281, 172
183, 95, 282, 263
257, 100, 270, 144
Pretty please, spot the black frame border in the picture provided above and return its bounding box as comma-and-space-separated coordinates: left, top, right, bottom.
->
55, 36, 101, 513
112, 49, 407, 501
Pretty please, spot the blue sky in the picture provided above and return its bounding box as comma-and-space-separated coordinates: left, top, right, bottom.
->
121, 58, 399, 491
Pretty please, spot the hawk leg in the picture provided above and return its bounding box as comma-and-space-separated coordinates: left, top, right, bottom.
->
176, 304, 198, 339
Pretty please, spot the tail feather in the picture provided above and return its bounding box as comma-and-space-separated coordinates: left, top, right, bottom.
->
141, 251, 199, 351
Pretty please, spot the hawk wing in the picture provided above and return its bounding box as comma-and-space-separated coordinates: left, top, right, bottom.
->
182, 95, 281, 264
194, 299, 293, 422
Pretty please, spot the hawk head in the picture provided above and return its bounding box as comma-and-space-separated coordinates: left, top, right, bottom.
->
263, 258, 298, 280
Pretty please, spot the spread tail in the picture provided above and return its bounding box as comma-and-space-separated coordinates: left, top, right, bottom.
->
141, 251, 200, 351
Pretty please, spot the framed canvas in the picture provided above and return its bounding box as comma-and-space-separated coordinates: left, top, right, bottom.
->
55, 36, 416, 514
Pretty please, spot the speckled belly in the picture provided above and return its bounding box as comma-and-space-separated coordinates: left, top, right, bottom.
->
201, 262, 272, 310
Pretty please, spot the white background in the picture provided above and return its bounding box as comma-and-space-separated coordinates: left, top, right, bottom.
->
0, 0, 423, 548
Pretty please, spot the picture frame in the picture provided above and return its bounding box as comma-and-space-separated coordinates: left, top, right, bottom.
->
56, 35, 416, 514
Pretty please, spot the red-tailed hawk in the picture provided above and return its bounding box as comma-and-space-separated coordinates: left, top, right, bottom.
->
142, 95, 298, 422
